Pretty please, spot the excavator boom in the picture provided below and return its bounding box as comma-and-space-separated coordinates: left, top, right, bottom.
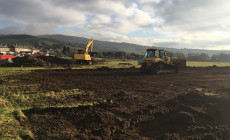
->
85, 38, 93, 54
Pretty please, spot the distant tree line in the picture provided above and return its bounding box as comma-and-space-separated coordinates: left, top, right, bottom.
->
96, 51, 230, 62
59, 47, 230, 62
95, 51, 141, 59
167, 52, 230, 62
210, 53, 230, 62
99, 51, 230, 62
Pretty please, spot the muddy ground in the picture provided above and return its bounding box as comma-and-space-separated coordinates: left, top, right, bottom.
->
9, 67, 230, 139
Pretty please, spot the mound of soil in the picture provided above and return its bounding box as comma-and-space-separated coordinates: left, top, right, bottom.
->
24, 92, 230, 140
140, 92, 230, 139
0, 56, 73, 67
25, 105, 138, 140
37, 56, 73, 65
1, 55, 49, 67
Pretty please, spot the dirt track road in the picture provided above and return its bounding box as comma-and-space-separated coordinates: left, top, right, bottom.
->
14, 67, 230, 139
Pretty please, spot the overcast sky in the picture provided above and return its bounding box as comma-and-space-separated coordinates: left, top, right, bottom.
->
0, 0, 230, 50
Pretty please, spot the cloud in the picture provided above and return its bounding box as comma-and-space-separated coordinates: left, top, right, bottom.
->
138, 0, 230, 49
0, 26, 24, 34
0, 0, 86, 26
91, 15, 111, 24
0, 0, 230, 50
0, 24, 55, 35
0, 0, 156, 32
154, 0, 230, 32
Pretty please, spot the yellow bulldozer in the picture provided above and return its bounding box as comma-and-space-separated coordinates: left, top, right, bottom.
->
74, 38, 97, 64
138, 49, 186, 74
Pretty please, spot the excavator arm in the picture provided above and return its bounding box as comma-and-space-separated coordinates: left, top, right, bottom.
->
84, 38, 93, 54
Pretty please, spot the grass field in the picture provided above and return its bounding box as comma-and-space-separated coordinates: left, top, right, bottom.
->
0, 67, 45, 76
1, 60, 230, 76
187, 61, 230, 67
0, 69, 96, 139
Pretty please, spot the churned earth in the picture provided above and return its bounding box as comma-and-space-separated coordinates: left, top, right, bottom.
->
6, 67, 230, 139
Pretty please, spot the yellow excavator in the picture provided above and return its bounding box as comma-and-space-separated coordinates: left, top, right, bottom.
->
139, 49, 186, 74
74, 38, 97, 64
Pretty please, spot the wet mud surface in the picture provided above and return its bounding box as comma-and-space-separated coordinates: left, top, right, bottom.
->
10, 67, 230, 139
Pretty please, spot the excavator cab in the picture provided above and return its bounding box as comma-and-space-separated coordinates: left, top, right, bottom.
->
77, 50, 84, 54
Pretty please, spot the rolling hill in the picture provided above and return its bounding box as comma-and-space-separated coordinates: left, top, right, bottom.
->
38, 35, 149, 53
0, 35, 70, 50
39, 35, 230, 56
1, 34, 230, 56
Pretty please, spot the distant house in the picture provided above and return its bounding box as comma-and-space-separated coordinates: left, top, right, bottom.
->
0, 43, 10, 54
0, 43, 10, 52
0, 43, 41, 55
10, 44, 32, 52
31, 47, 40, 54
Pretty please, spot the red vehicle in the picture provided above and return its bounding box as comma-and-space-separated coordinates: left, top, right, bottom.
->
0, 55, 15, 61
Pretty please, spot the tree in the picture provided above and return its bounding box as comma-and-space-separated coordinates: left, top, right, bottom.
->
211, 54, 218, 62
103, 51, 114, 58
200, 53, 209, 61
218, 53, 230, 62
63, 46, 67, 56
62, 46, 70, 56
66, 46, 70, 56
175, 52, 185, 59
166, 51, 174, 57
187, 53, 203, 61
114, 52, 126, 58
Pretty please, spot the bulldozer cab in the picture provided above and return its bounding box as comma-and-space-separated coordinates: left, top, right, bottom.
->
146, 49, 166, 61
138, 49, 167, 65
146, 49, 158, 57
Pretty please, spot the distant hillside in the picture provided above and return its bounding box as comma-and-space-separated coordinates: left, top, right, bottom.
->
0, 34, 34, 40
0, 35, 69, 49
1, 34, 230, 56
39, 34, 230, 56
38, 35, 149, 53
